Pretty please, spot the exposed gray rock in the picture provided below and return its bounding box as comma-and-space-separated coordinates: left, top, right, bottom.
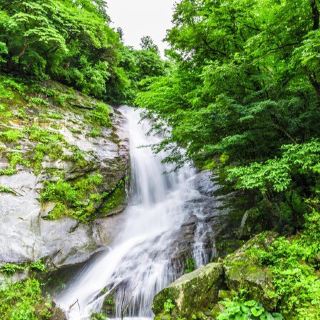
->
0, 109, 129, 270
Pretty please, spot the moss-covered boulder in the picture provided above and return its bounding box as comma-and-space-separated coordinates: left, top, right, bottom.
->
224, 232, 278, 309
153, 262, 224, 318
152, 232, 280, 319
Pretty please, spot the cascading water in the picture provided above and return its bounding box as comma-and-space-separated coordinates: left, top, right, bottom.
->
56, 107, 217, 319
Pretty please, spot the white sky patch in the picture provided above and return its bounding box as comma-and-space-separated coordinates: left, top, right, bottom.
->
106, 0, 177, 55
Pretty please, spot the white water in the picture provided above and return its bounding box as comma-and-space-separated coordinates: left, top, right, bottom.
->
56, 107, 214, 319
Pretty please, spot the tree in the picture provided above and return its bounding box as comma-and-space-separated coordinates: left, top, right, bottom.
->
136, 0, 320, 229
0, 0, 123, 100
140, 35, 159, 53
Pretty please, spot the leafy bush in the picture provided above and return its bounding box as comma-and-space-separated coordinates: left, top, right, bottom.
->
247, 211, 320, 319
227, 140, 320, 193
164, 299, 176, 314
217, 298, 282, 320
0, 279, 52, 320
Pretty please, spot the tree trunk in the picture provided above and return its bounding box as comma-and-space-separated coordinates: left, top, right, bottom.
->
310, 0, 320, 30
309, 73, 320, 98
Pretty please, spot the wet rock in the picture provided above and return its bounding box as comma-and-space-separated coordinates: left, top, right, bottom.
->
167, 171, 229, 274
153, 262, 224, 318
191, 170, 219, 197
0, 171, 127, 268
48, 303, 67, 320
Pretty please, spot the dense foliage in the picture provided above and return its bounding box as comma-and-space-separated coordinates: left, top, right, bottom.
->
0, 0, 163, 103
246, 211, 320, 319
0, 278, 52, 320
136, 0, 320, 231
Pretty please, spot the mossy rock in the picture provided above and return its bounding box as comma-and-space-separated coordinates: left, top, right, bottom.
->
224, 232, 278, 310
99, 178, 128, 217
153, 262, 224, 318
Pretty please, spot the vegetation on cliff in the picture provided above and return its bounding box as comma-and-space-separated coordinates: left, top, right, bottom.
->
0, 0, 319, 318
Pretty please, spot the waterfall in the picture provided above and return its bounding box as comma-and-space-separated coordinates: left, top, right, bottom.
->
55, 107, 216, 319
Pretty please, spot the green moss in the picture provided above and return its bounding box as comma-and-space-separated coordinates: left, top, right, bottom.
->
27, 126, 63, 144
28, 97, 50, 107
31, 142, 64, 174
41, 173, 104, 222
0, 104, 13, 122
30, 260, 47, 273
63, 146, 89, 169
0, 151, 30, 176
88, 127, 102, 138
0, 260, 47, 276
153, 263, 224, 317
0, 167, 17, 176
8, 151, 29, 168
45, 112, 63, 120
184, 258, 196, 274
0, 129, 24, 143
99, 179, 127, 217
86, 102, 112, 128
0, 263, 25, 275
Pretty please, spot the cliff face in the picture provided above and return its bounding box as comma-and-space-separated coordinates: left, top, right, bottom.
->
0, 77, 129, 270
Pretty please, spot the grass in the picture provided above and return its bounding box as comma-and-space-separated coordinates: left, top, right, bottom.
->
99, 178, 127, 216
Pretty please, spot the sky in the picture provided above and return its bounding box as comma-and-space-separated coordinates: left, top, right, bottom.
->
106, 0, 177, 55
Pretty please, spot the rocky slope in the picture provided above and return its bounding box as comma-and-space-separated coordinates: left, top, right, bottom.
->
0, 77, 130, 271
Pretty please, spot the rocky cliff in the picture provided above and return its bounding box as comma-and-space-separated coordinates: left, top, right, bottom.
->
0, 77, 130, 272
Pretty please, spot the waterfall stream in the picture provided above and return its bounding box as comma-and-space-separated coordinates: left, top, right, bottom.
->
55, 107, 217, 319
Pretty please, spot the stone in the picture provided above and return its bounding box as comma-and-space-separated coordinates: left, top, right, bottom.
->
153, 262, 224, 318
224, 232, 278, 309
48, 303, 67, 320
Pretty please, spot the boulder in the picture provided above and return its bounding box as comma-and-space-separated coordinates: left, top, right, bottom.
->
153, 262, 224, 318
152, 232, 279, 319
224, 232, 278, 309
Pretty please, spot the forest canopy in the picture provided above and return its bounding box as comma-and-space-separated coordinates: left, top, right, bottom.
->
136, 0, 320, 232
0, 0, 164, 103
